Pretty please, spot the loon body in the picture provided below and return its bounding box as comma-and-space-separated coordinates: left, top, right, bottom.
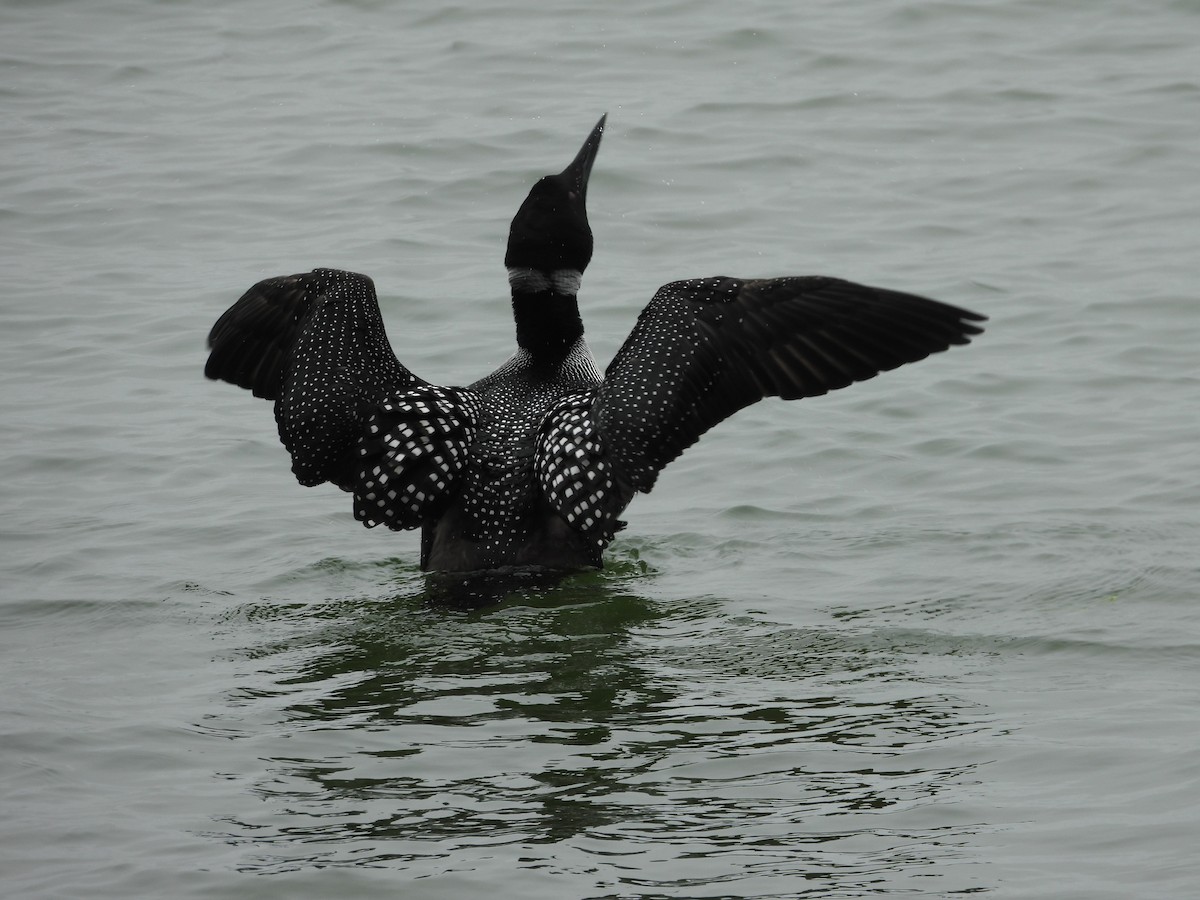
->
206, 116, 985, 573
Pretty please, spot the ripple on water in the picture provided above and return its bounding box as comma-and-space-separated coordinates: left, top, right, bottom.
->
188, 576, 996, 894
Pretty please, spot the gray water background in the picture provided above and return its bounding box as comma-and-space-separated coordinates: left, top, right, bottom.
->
3, 0, 1199, 897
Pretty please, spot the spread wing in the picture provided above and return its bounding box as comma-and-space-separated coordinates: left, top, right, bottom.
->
596, 275, 986, 492
205, 268, 426, 490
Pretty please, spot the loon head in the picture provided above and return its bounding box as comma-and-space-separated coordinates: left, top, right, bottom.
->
506, 114, 606, 296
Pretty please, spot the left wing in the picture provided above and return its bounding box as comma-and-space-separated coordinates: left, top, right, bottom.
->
354, 385, 482, 530
205, 268, 425, 489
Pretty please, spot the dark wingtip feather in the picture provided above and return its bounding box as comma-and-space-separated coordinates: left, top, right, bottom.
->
203, 274, 319, 400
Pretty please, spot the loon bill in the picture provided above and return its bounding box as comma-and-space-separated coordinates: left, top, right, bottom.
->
205, 115, 986, 574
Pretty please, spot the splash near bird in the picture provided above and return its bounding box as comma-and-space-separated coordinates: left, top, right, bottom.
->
205, 116, 985, 573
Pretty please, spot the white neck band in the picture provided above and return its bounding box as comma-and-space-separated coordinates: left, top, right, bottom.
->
507, 267, 583, 295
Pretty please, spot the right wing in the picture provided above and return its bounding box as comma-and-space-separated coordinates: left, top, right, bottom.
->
205, 268, 425, 490
596, 275, 986, 493
535, 390, 633, 551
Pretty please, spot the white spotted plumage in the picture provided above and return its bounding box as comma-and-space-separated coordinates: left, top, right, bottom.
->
536, 390, 627, 548
353, 384, 481, 530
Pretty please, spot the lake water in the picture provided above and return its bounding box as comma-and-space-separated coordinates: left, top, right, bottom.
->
3, 0, 1199, 897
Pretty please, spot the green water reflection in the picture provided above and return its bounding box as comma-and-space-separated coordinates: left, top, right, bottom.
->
210, 560, 990, 893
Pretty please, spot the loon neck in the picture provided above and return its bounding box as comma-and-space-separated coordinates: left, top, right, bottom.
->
509, 267, 586, 362
511, 289, 585, 362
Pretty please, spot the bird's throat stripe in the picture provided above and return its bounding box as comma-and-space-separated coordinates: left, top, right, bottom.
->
507, 267, 583, 295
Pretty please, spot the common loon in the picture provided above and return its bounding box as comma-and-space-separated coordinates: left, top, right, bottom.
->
205, 115, 985, 573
